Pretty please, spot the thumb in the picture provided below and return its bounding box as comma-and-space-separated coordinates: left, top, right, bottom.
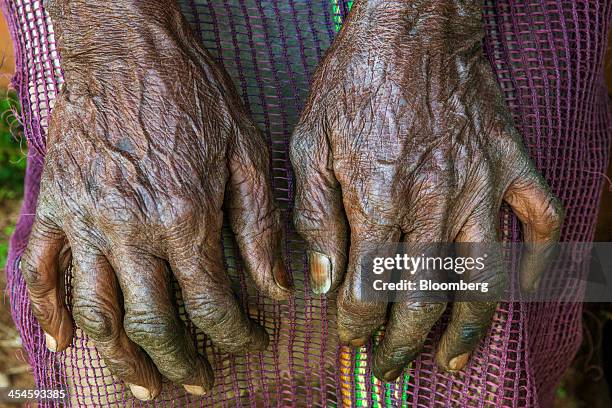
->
505, 168, 564, 292
21, 213, 74, 352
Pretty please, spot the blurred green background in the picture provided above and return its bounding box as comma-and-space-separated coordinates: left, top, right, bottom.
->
0, 91, 24, 271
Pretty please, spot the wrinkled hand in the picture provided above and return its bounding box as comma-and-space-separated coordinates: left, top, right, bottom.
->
22, 0, 291, 400
291, 0, 563, 381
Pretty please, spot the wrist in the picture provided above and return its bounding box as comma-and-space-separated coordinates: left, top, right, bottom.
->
349, 0, 484, 52
48, 0, 181, 57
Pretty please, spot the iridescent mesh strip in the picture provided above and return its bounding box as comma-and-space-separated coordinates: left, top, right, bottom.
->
2, 0, 611, 406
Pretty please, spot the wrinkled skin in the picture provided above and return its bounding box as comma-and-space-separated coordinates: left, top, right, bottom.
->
291, 0, 564, 382
22, 0, 291, 401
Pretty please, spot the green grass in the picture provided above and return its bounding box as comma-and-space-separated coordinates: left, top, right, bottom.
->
0, 91, 24, 270
0, 225, 15, 268
0, 91, 25, 201
331, 0, 353, 32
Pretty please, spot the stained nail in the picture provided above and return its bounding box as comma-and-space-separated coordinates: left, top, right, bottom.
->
449, 352, 470, 371
383, 368, 403, 382
308, 251, 332, 294
44, 333, 57, 352
128, 384, 154, 401
273, 258, 292, 292
183, 385, 207, 396
349, 336, 369, 348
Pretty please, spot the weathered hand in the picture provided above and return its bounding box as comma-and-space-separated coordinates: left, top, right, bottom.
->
290, 0, 563, 381
22, 0, 291, 400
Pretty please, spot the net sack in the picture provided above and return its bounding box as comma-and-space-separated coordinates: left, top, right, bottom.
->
2, 0, 611, 406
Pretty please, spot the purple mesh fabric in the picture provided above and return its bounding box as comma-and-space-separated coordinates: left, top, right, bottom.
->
2, 0, 611, 406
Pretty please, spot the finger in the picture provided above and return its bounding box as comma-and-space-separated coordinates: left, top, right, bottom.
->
505, 169, 564, 291
372, 223, 447, 381
435, 209, 502, 372
21, 215, 74, 352
373, 302, 445, 381
227, 121, 292, 301
115, 252, 213, 396
168, 219, 270, 354
70, 247, 162, 401
337, 223, 401, 346
290, 120, 348, 294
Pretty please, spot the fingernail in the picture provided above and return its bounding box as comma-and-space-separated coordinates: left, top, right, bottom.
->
273, 258, 293, 292
349, 336, 369, 348
383, 368, 403, 382
44, 333, 57, 352
128, 384, 154, 401
308, 251, 332, 294
449, 353, 470, 371
183, 385, 207, 396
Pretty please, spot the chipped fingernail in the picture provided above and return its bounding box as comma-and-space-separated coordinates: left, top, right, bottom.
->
44, 333, 57, 352
183, 385, 207, 396
349, 336, 369, 348
449, 353, 470, 371
308, 251, 332, 294
128, 384, 154, 401
383, 368, 403, 382
273, 258, 293, 292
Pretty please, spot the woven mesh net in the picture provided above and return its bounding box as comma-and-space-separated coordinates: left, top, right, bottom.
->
2, 0, 611, 406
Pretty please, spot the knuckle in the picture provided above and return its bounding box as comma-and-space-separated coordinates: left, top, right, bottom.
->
461, 300, 497, 316
289, 129, 306, 164
338, 298, 369, 319
186, 296, 255, 350
186, 295, 235, 329
73, 300, 119, 340
20, 252, 38, 283
293, 209, 320, 238
456, 323, 486, 344
237, 207, 278, 242
35, 193, 59, 217
338, 298, 383, 330
172, 198, 197, 219
394, 302, 446, 326
412, 173, 442, 198
21, 253, 51, 294
165, 363, 197, 384
164, 199, 200, 231
449, 304, 497, 345
398, 302, 446, 319
123, 309, 179, 349
382, 343, 419, 365
29, 299, 55, 326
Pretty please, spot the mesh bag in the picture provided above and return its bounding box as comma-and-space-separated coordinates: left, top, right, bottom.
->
2, 0, 611, 406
